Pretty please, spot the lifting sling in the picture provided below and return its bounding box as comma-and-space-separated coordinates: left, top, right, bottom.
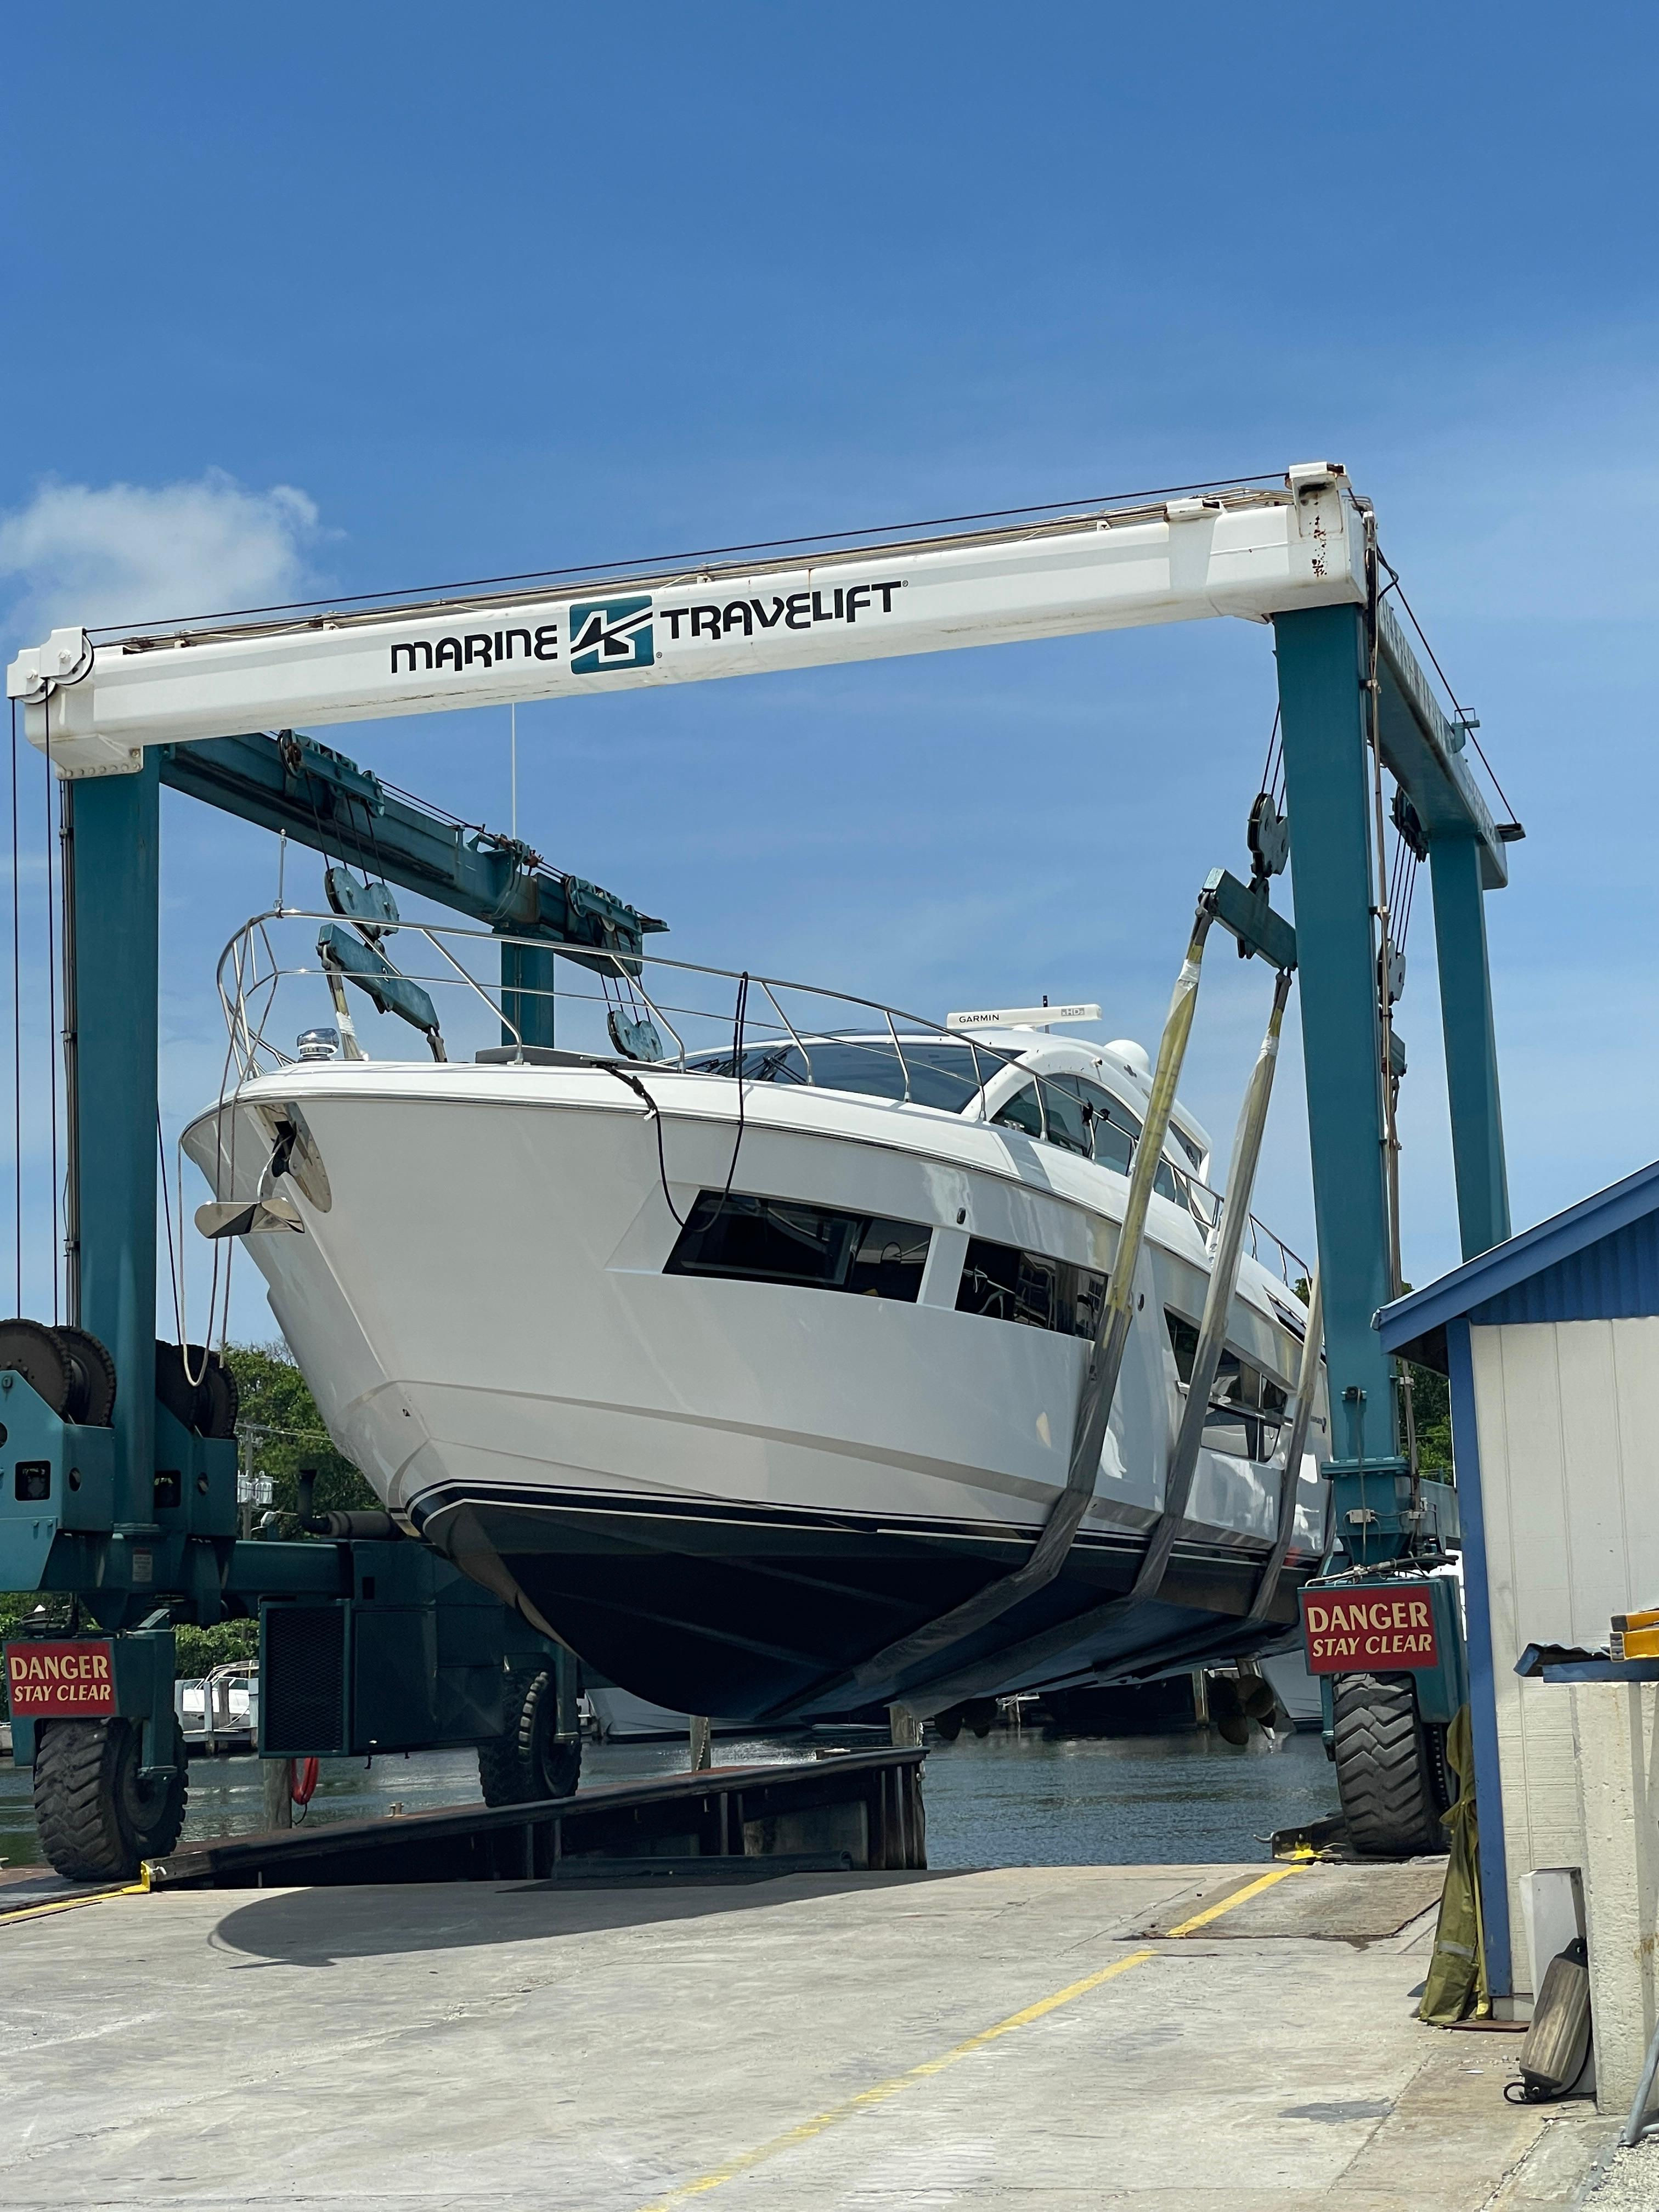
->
847, 870, 1297, 1710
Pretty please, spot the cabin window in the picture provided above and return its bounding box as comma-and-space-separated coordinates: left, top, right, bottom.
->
992, 1083, 1044, 1139
1164, 1312, 1290, 1460
1076, 1078, 1138, 1175
1037, 1077, 1091, 1157
667, 1191, 931, 1301
686, 1039, 990, 1113
1171, 1127, 1205, 1172
956, 1238, 1105, 1340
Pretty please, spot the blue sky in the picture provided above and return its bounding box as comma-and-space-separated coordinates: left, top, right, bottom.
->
3, 4, 1655, 1339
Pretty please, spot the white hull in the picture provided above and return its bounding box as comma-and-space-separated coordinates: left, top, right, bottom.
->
187, 1051, 1328, 1720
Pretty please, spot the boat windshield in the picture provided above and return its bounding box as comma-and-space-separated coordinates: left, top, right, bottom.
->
685, 1036, 993, 1112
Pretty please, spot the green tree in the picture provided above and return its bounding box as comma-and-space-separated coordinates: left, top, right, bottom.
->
174, 1618, 259, 1675
225, 1341, 379, 1520
1404, 1361, 1453, 1476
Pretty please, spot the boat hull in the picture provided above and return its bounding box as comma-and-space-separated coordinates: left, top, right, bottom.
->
186, 1061, 1327, 1719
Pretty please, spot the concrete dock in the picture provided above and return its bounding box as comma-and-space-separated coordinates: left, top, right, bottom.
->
3, 1858, 1646, 2210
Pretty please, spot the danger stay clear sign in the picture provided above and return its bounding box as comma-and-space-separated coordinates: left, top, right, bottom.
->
1300, 1588, 1439, 1674
4, 1639, 117, 1717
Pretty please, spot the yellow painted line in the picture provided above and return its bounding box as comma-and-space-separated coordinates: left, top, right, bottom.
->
634, 1947, 1157, 2210
1164, 1861, 1303, 1937
0, 1876, 148, 1927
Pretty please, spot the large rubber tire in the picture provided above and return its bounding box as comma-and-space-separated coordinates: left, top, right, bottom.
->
1331, 1673, 1446, 1857
32, 1718, 188, 1881
477, 1667, 582, 1807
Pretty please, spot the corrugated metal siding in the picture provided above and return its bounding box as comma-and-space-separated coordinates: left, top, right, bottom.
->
1471, 1209, 1659, 1325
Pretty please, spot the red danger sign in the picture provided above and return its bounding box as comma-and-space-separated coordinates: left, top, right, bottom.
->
4, 1639, 116, 1717
1301, 1588, 1439, 1673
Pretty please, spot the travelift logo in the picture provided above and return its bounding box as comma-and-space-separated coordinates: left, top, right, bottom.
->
568, 595, 654, 675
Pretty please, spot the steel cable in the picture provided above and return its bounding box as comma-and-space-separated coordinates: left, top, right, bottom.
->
84, 474, 1289, 639
9, 706, 20, 1315
43, 758, 59, 1322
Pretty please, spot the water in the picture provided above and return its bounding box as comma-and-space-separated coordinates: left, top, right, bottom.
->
921, 1724, 1336, 1865
1, 1723, 1336, 1873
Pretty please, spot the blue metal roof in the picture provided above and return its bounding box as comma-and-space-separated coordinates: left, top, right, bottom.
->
1378, 1156, 1659, 1359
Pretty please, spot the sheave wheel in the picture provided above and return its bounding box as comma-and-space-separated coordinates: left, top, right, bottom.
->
55, 1326, 117, 1426
32, 1717, 188, 1881
1330, 1673, 1446, 1857
477, 1666, 581, 1806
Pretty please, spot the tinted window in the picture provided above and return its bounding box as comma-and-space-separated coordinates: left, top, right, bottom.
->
956, 1238, 1105, 1340
992, 1083, 1043, 1139
1041, 1076, 1091, 1158
1166, 1312, 1199, 1385
667, 1192, 930, 1302
1164, 1311, 1288, 1460
687, 1038, 991, 1112
1078, 1079, 1138, 1174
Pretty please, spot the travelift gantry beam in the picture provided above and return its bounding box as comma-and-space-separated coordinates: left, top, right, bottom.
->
7, 462, 1516, 1545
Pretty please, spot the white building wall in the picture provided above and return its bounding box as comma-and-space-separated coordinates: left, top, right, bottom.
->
1470, 1315, 1659, 1992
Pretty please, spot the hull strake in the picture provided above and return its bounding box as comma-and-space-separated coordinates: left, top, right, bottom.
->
184, 1062, 1327, 1716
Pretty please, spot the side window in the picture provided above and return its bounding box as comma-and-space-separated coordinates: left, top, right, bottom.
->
1165, 1312, 1198, 1384
1171, 1126, 1205, 1172
1079, 1079, 1137, 1175
992, 1083, 1043, 1139
958, 1240, 1057, 1329
1154, 1157, 1180, 1203
1039, 1076, 1091, 1158
1164, 1310, 1286, 1460
1203, 1348, 1255, 1457
667, 1192, 930, 1304
959, 1238, 1105, 1340
1259, 1377, 1288, 1458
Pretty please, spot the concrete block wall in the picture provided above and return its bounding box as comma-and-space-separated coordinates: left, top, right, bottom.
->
1569, 1681, 1659, 2114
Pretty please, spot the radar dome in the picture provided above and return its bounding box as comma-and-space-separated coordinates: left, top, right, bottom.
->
1105, 1039, 1152, 1082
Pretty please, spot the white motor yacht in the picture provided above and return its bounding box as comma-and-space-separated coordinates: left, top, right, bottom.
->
186, 919, 1328, 1723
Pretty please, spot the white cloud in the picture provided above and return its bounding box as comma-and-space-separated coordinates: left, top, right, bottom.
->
0, 469, 323, 644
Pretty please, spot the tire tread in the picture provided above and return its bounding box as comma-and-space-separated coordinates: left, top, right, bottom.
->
1331, 1672, 1443, 1857
477, 1666, 580, 1807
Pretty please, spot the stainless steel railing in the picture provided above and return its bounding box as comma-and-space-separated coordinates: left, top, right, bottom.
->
212, 908, 1308, 1286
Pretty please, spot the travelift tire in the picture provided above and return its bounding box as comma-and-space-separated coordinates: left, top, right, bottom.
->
32, 1718, 188, 1881
477, 1667, 580, 1806
1330, 1673, 1446, 1857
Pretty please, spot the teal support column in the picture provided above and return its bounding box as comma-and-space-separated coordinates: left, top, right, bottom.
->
69, 759, 159, 1522
1428, 833, 1510, 1261
501, 940, 556, 1051
1272, 607, 1403, 1544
